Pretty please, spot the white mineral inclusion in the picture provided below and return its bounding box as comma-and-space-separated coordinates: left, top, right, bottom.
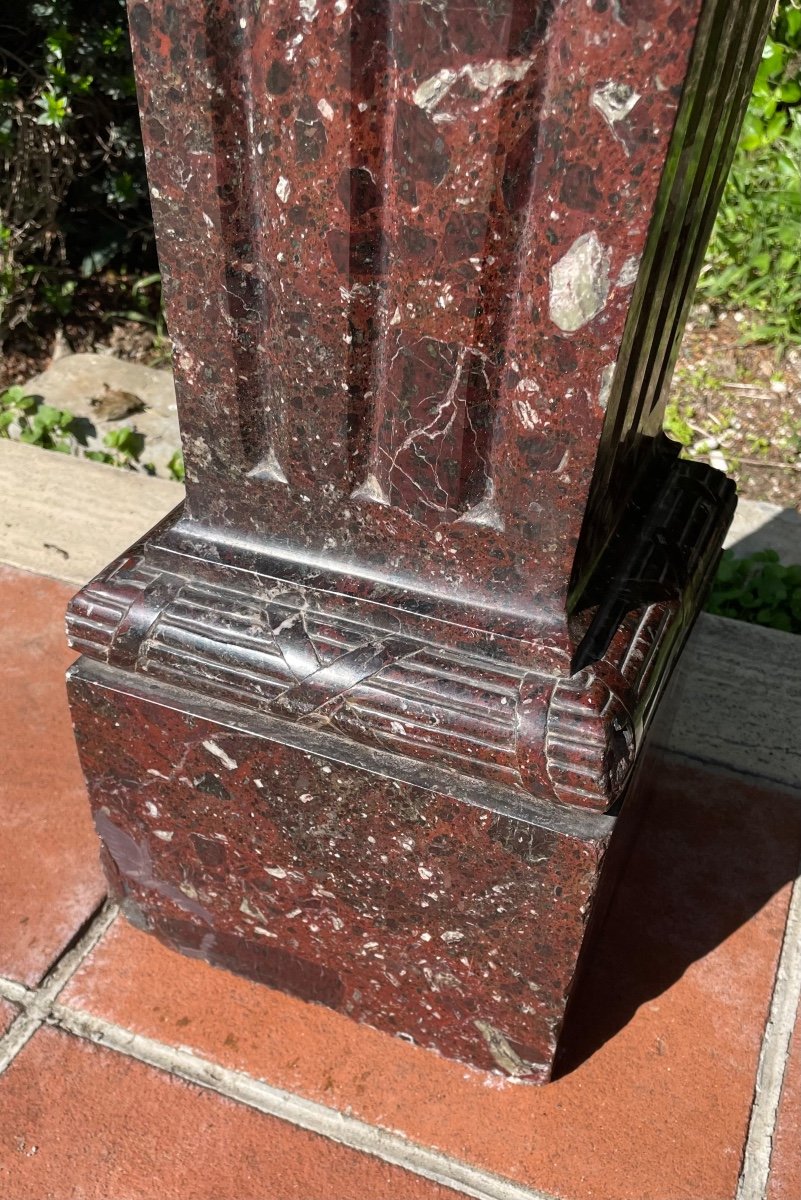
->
598, 362, 616, 411
412, 59, 532, 113
413, 68, 458, 113
591, 81, 641, 130
202, 739, 238, 771
617, 254, 640, 289
276, 176, 291, 203
515, 399, 540, 430
549, 231, 612, 333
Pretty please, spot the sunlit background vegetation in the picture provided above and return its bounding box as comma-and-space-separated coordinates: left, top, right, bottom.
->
1, 0, 800, 628
2, 0, 800, 344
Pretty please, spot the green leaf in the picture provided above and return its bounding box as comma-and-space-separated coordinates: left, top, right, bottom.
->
35, 404, 69, 429
131, 274, 162, 294
102, 427, 145, 460
1, 386, 29, 408
34, 90, 69, 127
167, 449, 185, 482
707, 549, 801, 634
765, 111, 789, 143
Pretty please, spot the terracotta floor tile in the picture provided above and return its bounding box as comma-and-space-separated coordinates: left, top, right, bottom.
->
0, 566, 105, 985
768, 994, 801, 1200
0, 1027, 455, 1200
62, 754, 801, 1200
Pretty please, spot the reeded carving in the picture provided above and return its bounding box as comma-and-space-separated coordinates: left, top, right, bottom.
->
68, 553, 679, 812
69, 558, 526, 790
517, 669, 637, 811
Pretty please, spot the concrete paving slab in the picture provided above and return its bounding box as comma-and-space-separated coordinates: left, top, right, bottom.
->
726, 498, 801, 564
652, 613, 801, 790
0, 440, 182, 586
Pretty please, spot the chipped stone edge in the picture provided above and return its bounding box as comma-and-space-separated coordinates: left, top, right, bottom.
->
736, 861, 801, 1200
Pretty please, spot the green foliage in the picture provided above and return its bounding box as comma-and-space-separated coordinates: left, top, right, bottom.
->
0, 0, 153, 333
697, 1, 801, 349
167, 449, 185, 483
105, 273, 171, 365
0, 385, 74, 450
663, 400, 694, 447
86, 424, 145, 468
0, 385, 182, 477
706, 549, 801, 634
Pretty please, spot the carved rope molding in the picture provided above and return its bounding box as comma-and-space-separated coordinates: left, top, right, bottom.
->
66, 554, 675, 813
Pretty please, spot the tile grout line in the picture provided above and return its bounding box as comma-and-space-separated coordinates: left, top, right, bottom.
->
0, 901, 552, 1200
736, 862, 801, 1200
47, 1003, 554, 1200
0, 979, 30, 1007
0, 900, 118, 1075
3, 867, 797, 1200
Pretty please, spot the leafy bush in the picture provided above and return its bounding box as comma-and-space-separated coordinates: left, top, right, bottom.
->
0, 0, 153, 336
706, 549, 801, 633
697, 0, 801, 348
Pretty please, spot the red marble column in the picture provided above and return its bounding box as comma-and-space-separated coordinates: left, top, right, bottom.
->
66, 0, 771, 1080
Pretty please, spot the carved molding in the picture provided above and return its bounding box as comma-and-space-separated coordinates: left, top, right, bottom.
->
68, 549, 679, 812
67, 447, 734, 813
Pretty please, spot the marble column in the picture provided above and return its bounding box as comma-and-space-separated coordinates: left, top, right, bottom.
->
66, 0, 771, 1080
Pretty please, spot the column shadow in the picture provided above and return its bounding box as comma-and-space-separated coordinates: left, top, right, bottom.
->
554, 678, 801, 1078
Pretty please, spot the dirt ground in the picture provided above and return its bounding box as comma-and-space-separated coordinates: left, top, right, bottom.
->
2, 280, 799, 512
0, 276, 169, 390
671, 306, 801, 512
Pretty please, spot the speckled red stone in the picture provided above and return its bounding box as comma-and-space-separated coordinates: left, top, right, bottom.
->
63, 0, 772, 1081
69, 663, 617, 1079
128, 0, 765, 620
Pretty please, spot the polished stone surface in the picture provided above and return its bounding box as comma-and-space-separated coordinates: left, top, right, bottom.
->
69, 659, 616, 1079
128, 0, 767, 621
62, 0, 773, 1079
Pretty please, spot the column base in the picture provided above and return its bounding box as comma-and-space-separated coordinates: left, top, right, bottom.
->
68, 658, 623, 1082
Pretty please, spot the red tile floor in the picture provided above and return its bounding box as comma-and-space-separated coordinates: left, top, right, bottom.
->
0, 562, 799, 1200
